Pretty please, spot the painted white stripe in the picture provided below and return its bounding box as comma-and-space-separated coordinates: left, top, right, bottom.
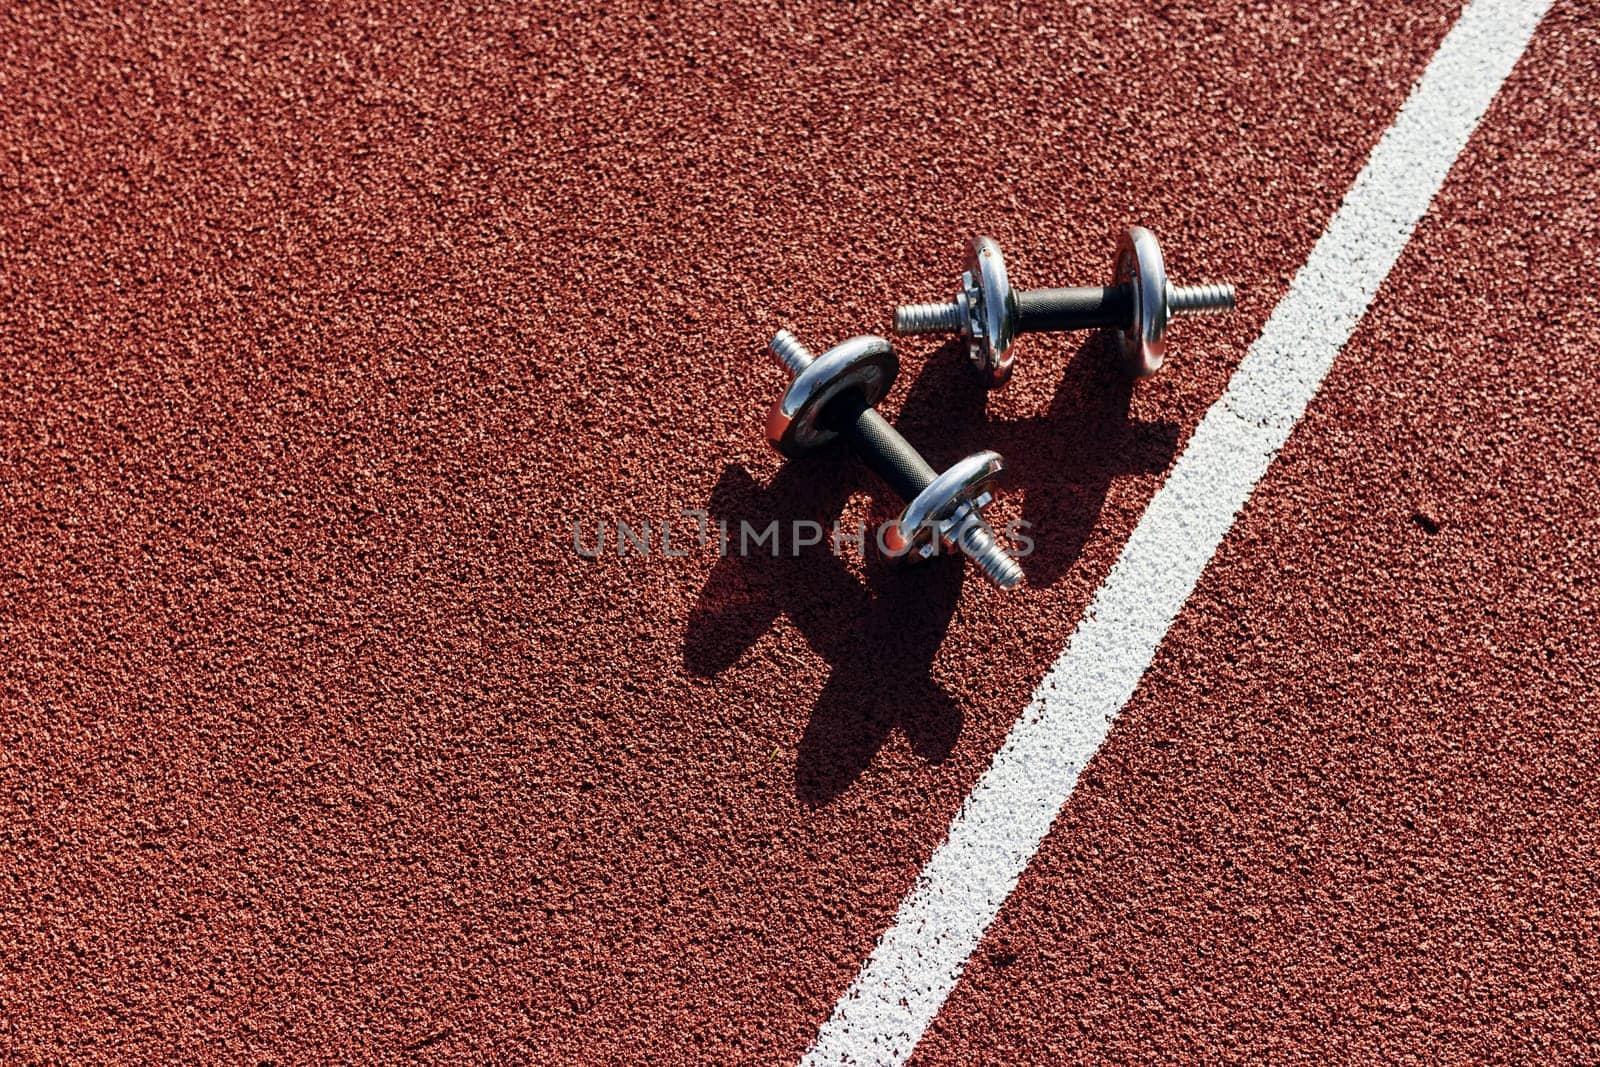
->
803, 0, 1551, 1061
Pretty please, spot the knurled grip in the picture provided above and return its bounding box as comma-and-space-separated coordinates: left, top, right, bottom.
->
824, 388, 937, 503
1015, 285, 1134, 335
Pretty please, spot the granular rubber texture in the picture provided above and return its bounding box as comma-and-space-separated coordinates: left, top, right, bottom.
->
6, 0, 1588, 1063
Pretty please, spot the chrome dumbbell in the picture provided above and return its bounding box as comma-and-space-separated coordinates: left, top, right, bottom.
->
765, 329, 1023, 589
895, 227, 1236, 385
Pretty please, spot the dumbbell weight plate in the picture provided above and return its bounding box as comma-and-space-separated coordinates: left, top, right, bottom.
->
765, 335, 899, 459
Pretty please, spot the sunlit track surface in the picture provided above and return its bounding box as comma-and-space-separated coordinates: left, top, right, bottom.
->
807, 1, 1556, 1061
0, 0, 1595, 1062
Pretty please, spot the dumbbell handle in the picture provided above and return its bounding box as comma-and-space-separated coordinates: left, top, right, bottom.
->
1015, 284, 1134, 334
822, 388, 937, 503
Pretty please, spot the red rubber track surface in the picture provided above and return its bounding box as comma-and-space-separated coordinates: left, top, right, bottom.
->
917, 6, 1600, 1062
0, 0, 1592, 1062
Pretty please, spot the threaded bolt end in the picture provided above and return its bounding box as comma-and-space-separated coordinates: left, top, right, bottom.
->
950, 514, 1024, 590
769, 328, 814, 376
1167, 282, 1236, 317
894, 300, 964, 336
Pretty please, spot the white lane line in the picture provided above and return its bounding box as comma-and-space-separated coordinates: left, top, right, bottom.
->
803, 0, 1552, 1061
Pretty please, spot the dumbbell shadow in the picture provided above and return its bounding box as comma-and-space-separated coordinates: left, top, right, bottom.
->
683, 457, 965, 808
896, 330, 1180, 588
682, 329, 1177, 805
